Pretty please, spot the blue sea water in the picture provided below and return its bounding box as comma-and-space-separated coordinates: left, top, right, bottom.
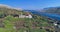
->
31, 11, 60, 21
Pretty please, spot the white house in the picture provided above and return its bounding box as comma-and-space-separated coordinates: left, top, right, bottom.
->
19, 15, 26, 18
19, 14, 32, 18
25, 14, 32, 18
54, 22, 57, 26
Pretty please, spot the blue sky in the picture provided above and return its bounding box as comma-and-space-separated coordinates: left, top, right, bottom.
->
0, 0, 60, 9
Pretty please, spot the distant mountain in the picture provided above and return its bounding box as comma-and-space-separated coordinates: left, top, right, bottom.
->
40, 7, 60, 14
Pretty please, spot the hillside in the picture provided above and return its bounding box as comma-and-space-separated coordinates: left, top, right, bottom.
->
0, 5, 57, 32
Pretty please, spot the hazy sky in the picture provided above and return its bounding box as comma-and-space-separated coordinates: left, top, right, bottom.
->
0, 0, 60, 9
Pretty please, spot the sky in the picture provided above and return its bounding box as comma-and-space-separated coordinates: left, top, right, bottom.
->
0, 0, 60, 9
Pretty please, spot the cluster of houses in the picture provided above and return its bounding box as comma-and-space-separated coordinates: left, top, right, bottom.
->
47, 17, 60, 29
48, 18, 60, 28
19, 14, 32, 18
54, 21, 60, 28
53, 21, 60, 32
13, 13, 32, 18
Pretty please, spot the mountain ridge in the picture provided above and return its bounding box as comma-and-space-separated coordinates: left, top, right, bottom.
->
0, 4, 22, 10
38, 7, 60, 14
